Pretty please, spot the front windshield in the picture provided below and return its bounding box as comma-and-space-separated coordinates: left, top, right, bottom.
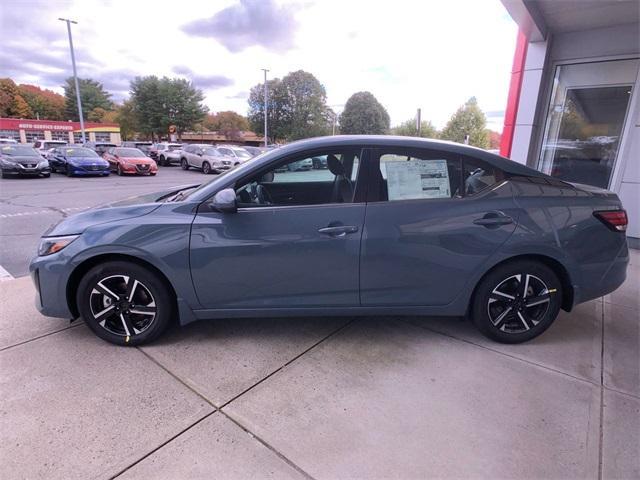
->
168, 145, 182, 151
235, 149, 252, 159
115, 148, 147, 158
64, 148, 99, 158
1, 145, 39, 156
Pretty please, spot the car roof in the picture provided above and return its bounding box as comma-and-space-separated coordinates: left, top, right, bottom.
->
271, 135, 546, 178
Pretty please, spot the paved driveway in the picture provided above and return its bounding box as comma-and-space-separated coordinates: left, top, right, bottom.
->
0, 251, 638, 479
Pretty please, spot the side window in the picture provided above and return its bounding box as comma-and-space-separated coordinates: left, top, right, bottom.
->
235, 149, 361, 207
377, 150, 462, 201
463, 157, 500, 195
184, 145, 192, 153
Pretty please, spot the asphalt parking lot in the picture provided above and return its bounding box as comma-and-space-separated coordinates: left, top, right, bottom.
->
0, 167, 638, 479
0, 166, 211, 278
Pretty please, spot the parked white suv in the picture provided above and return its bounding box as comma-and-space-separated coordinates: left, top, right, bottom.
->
180, 144, 233, 174
0, 138, 18, 144
216, 145, 253, 165
33, 139, 67, 157
154, 143, 183, 166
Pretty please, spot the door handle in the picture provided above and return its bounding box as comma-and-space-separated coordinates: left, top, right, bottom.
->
473, 212, 513, 227
318, 225, 359, 237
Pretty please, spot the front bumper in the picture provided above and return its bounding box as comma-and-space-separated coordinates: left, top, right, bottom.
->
1, 164, 50, 176
30, 255, 74, 319
69, 166, 110, 176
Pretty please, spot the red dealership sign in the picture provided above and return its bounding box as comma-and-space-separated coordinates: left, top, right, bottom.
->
0, 117, 118, 131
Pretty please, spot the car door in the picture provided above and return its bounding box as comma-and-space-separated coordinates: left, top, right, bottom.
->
360, 147, 519, 307
190, 147, 367, 309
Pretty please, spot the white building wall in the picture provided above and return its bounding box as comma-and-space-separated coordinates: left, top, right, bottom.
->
514, 22, 640, 241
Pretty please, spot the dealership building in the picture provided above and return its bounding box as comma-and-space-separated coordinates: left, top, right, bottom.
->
500, 0, 639, 245
0, 118, 121, 145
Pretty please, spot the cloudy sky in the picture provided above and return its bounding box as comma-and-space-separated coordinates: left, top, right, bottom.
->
0, 0, 517, 130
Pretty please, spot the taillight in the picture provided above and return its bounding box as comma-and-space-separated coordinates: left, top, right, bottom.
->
594, 210, 628, 232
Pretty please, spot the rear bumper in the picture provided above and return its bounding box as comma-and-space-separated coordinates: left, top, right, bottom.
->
573, 241, 629, 305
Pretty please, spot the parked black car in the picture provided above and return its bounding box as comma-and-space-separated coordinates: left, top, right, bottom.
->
0, 144, 50, 178
122, 141, 153, 156
83, 141, 117, 156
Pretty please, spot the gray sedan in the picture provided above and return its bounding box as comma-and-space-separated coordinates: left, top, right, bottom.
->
30, 136, 629, 346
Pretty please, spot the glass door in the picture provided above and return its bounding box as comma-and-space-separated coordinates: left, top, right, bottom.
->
538, 59, 639, 188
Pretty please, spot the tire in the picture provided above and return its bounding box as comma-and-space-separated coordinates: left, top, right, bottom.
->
50, 165, 57, 173
181, 158, 189, 170
76, 261, 174, 346
42, 173, 50, 178
202, 161, 211, 174
117, 164, 123, 176
471, 260, 562, 344
66, 166, 73, 177
159, 155, 166, 166
150, 172, 157, 176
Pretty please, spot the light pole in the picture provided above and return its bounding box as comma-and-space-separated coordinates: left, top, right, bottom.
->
59, 17, 86, 144
261, 69, 269, 147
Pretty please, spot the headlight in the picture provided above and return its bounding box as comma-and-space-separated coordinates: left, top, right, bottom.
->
38, 235, 80, 256
38, 160, 49, 168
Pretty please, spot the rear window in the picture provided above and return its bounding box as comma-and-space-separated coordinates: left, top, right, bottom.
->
115, 148, 146, 157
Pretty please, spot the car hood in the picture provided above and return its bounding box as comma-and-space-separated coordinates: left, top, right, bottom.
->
43, 184, 200, 236
1, 155, 43, 164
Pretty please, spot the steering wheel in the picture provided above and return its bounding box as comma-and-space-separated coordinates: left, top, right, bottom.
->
256, 184, 273, 205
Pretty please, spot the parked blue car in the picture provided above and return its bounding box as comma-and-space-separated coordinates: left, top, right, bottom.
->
47, 147, 110, 176
30, 136, 629, 346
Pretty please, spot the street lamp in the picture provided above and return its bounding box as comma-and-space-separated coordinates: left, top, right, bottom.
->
261, 69, 269, 147
59, 17, 86, 144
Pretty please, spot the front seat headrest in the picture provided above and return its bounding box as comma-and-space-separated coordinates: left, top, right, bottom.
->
327, 154, 344, 176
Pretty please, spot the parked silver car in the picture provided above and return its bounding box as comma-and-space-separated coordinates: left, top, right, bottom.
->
216, 145, 253, 165
180, 144, 233, 174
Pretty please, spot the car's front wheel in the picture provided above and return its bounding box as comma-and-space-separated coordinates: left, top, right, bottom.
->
471, 260, 562, 344
181, 158, 189, 170
77, 261, 174, 346
202, 161, 211, 174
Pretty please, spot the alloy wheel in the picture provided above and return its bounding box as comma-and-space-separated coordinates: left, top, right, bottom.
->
203, 162, 211, 174
89, 274, 157, 338
487, 273, 552, 334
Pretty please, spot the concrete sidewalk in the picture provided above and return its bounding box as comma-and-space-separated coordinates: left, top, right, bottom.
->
1, 251, 638, 479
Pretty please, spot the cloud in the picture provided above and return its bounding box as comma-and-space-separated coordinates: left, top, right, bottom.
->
173, 66, 234, 90
181, 0, 298, 52
226, 91, 249, 100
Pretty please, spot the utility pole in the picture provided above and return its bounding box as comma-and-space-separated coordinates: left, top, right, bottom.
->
261, 69, 269, 147
416, 108, 421, 136
59, 18, 86, 144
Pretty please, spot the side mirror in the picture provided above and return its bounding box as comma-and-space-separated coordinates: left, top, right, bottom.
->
211, 188, 237, 213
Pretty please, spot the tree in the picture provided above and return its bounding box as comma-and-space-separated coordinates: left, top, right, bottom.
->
439, 97, 489, 149
247, 70, 331, 142
0, 78, 33, 118
18, 84, 66, 120
204, 111, 250, 140
114, 100, 139, 141
130, 76, 208, 139
339, 91, 390, 135
391, 118, 438, 138
64, 77, 113, 121
248, 78, 285, 143
279, 70, 331, 140
87, 107, 108, 122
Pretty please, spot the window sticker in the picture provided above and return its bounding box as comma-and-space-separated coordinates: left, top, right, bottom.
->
385, 158, 450, 200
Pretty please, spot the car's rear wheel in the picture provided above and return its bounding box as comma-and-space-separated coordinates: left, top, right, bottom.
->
77, 261, 173, 346
202, 161, 211, 174
471, 260, 561, 343
181, 158, 189, 170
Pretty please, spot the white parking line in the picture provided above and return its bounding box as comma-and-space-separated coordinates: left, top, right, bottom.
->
0, 264, 14, 281
0, 206, 89, 219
